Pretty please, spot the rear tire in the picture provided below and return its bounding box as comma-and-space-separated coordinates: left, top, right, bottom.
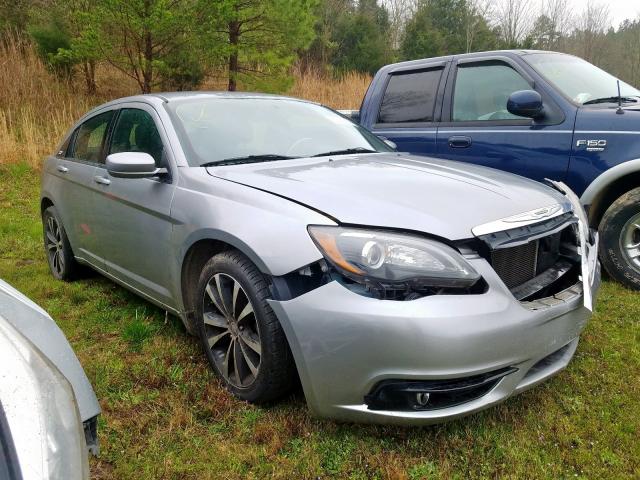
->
42, 206, 79, 281
195, 250, 296, 403
599, 187, 640, 290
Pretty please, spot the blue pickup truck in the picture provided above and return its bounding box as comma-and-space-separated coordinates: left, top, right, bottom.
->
345, 50, 640, 290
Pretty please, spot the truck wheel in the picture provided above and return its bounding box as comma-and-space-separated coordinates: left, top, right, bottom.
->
195, 250, 296, 403
599, 187, 640, 290
42, 206, 79, 281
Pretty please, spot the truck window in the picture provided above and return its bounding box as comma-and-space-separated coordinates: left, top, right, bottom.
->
378, 69, 443, 124
453, 62, 531, 122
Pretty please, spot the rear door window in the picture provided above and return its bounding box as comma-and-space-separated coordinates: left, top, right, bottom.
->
378, 68, 443, 124
70, 111, 114, 163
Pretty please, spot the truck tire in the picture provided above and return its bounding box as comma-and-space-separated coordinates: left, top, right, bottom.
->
195, 250, 296, 403
599, 187, 640, 290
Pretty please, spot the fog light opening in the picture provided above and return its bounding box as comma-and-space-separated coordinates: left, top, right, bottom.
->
365, 367, 518, 411
415, 392, 430, 408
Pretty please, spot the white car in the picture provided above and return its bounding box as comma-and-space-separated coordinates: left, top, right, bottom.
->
0, 280, 100, 480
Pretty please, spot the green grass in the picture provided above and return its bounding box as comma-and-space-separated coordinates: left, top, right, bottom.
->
1, 163, 639, 479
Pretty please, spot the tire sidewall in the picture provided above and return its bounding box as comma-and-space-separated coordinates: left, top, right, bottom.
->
599, 190, 640, 290
195, 253, 277, 402
42, 206, 75, 281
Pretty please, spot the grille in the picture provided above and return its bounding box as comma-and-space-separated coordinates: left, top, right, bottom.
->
490, 240, 539, 289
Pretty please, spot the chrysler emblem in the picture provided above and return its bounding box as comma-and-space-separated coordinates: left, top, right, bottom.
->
472, 203, 569, 237
503, 204, 563, 223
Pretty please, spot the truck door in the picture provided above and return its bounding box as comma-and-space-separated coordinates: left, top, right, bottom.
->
435, 57, 573, 183
369, 63, 448, 156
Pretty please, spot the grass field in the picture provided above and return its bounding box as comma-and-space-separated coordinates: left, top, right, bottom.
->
1, 163, 639, 479
0, 34, 639, 480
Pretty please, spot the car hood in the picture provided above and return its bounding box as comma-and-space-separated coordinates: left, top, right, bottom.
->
207, 153, 570, 240
0, 279, 100, 422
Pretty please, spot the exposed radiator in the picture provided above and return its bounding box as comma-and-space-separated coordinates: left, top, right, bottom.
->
490, 241, 539, 289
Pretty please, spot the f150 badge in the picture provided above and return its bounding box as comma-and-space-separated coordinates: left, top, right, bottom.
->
576, 139, 607, 152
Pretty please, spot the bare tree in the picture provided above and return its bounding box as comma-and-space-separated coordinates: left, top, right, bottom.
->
573, 0, 610, 63
622, 17, 640, 86
541, 0, 571, 47
493, 0, 535, 47
384, 0, 418, 50
465, 0, 493, 52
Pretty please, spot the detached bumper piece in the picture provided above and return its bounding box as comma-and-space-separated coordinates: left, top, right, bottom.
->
364, 367, 518, 411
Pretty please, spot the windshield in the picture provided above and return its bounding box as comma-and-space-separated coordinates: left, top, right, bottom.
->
164, 97, 391, 166
525, 53, 640, 105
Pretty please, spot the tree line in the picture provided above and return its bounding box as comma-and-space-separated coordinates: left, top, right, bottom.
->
1, 0, 638, 94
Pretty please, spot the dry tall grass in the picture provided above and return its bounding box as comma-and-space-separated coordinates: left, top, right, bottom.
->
0, 35, 85, 165
288, 66, 371, 109
0, 35, 370, 168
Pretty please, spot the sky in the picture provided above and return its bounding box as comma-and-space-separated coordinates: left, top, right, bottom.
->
568, 0, 640, 28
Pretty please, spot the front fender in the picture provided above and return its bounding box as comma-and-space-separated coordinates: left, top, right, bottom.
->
179, 228, 276, 276
580, 158, 640, 206
171, 169, 336, 286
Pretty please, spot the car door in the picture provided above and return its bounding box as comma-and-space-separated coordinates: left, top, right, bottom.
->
91, 104, 177, 308
436, 57, 573, 183
53, 110, 115, 268
370, 63, 448, 156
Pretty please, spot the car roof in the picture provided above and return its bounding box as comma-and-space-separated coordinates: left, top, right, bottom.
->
381, 49, 573, 72
86, 91, 315, 115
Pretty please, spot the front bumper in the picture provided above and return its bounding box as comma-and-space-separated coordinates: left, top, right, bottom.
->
269, 257, 600, 425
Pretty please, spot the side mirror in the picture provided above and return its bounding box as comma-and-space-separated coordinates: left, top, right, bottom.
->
507, 90, 544, 119
106, 152, 166, 179
377, 136, 397, 150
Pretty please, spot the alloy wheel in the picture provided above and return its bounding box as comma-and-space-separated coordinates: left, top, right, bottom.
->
620, 212, 640, 273
45, 216, 65, 276
202, 273, 262, 388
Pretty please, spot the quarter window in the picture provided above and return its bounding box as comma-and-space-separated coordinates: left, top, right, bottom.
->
453, 62, 531, 121
109, 109, 164, 166
70, 111, 114, 162
378, 69, 443, 124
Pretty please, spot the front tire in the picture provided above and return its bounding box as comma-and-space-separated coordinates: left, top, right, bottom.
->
599, 187, 640, 290
42, 206, 79, 281
195, 251, 296, 403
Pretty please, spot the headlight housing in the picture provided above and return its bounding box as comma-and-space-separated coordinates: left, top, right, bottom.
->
308, 226, 480, 290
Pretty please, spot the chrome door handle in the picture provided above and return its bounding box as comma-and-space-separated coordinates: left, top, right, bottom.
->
448, 136, 472, 148
93, 175, 111, 186
56, 165, 69, 173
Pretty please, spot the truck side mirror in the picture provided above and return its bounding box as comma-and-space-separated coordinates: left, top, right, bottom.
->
507, 90, 544, 119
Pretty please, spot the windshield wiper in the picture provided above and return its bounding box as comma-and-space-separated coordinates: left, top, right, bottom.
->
583, 96, 639, 105
201, 154, 299, 167
312, 147, 378, 157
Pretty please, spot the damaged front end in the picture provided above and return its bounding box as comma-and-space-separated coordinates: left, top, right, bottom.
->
269, 182, 599, 312
270, 226, 488, 302
471, 181, 599, 310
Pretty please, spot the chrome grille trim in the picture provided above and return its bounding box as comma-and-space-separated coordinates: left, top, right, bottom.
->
472, 203, 572, 237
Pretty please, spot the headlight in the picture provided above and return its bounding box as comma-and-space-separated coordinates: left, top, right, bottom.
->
308, 226, 480, 288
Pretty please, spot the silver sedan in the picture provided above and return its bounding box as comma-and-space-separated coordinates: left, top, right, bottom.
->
40, 93, 599, 424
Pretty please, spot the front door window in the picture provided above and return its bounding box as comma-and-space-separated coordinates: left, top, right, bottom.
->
109, 109, 164, 166
453, 62, 531, 122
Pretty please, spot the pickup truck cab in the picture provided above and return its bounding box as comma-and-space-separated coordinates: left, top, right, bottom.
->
348, 50, 640, 289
